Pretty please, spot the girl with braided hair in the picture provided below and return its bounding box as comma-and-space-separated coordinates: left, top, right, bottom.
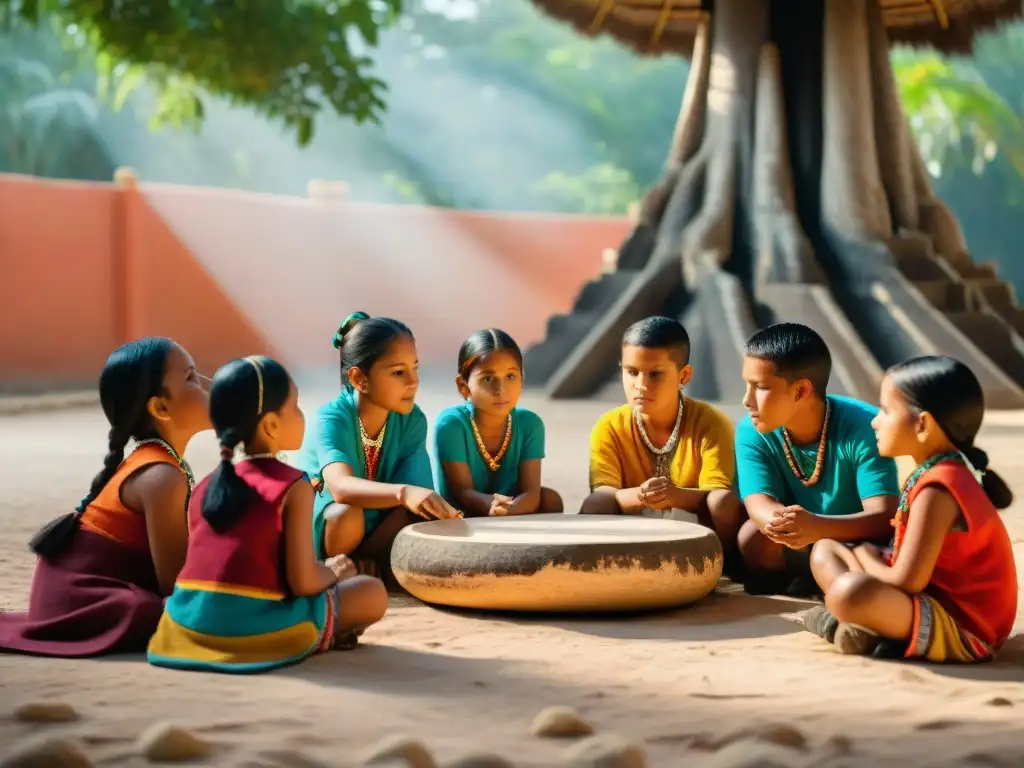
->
149, 357, 386, 672
0, 338, 210, 657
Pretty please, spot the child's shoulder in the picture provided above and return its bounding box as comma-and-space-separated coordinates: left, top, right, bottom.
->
593, 404, 633, 434
828, 394, 878, 428
316, 391, 354, 419
435, 401, 472, 429
686, 397, 735, 433
512, 405, 544, 431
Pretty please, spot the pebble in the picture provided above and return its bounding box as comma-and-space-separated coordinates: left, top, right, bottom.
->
697, 724, 807, 753
562, 734, 646, 768
530, 707, 594, 738
13, 703, 80, 724
0, 736, 93, 768
359, 736, 437, 768
137, 723, 214, 762
443, 754, 515, 768
699, 739, 801, 768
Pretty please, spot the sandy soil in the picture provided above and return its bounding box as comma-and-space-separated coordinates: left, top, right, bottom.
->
2, 381, 1024, 767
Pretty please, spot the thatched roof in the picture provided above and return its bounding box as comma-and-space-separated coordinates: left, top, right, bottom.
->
528, 0, 1023, 56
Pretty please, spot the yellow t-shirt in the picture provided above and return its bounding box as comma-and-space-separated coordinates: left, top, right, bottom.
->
589, 398, 735, 491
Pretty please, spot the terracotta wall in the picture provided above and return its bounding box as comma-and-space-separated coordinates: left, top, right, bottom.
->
0, 173, 631, 392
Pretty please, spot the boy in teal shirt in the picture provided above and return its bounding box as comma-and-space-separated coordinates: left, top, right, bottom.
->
736, 323, 899, 595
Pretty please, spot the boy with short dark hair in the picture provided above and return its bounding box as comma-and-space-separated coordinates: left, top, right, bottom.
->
581, 316, 744, 566
735, 322, 899, 594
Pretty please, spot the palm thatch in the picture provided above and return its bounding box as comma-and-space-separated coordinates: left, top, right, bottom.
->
528, 0, 1023, 56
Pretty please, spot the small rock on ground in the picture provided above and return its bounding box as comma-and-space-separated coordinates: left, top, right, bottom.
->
563, 734, 646, 768
698, 739, 804, 768
443, 754, 515, 768
359, 736, 437, 768
0, 736, 93, 768
696, 724, 808, 753
137, 723, 214, 762
531, 706, 594, 738
13, 703, 80, 724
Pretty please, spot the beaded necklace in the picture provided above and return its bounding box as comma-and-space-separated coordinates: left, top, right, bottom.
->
134, 437, 195, 505
358, 417, 386, 481
470, 412, 512, 472
890, 450, 962, 562
781, 400, 831, 487
634, 393, 684, 478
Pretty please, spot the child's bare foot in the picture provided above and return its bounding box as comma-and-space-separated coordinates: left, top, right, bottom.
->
833, 623, 883, 655
800, 605, 838, 643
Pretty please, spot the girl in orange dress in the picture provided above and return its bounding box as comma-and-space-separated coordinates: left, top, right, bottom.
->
0, 338, 210, 657
803, 355, 1017, 661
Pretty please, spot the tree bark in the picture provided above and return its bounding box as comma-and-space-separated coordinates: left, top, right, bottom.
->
631, 0, 979, 302
865, 0, 918, 232
752, 42, 821, 286
678, 0, 767, 284
820, 0, 891, 240
641, 18, 710, 259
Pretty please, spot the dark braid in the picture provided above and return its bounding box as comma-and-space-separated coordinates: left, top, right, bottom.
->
75, 425, 132, 513
30, 337, 175, 559
202, 357, 293, 533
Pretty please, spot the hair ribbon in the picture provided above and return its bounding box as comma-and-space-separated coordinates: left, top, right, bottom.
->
244, 356, 264, 416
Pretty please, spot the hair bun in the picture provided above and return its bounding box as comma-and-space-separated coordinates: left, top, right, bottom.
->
333, 311, 370, 350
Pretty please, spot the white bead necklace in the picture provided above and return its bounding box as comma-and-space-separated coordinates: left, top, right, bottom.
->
634, 392, 684, 478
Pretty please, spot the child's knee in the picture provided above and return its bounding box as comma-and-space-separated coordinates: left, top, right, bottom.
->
324, 504, 365, 556
824, 572, 875, 621
579, 491, 618, 515
809, 539, 839, 575
540, 487, 564, 514
737, 519, 783, 571
737, 518, 763, 553
338, 576, 388, 630
706, 489, 743, 525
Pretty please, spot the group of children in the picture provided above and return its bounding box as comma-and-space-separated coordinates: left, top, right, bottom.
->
0, 312, 1017, 672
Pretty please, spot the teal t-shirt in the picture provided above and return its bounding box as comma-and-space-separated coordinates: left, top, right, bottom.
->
294, 388, 434, 559
734, 394, 898, 516
432, 402, 546, 506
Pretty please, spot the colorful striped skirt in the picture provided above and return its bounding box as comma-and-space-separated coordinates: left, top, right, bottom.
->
147, 582, 340, 674
907, 593, 995, 663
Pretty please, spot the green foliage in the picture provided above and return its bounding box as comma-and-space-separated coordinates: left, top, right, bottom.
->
2, 0, 399, 145
0, 34, 111, 177
535, 163, 640, 214
402, 0, 685, 188
893, 49, 1024, 179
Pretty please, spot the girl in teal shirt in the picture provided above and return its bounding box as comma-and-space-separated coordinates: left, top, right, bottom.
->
296, 313, 460, 572
432, 329, 563, 517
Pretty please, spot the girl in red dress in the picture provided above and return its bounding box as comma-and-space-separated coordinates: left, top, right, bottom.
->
804, 355, 1017, 661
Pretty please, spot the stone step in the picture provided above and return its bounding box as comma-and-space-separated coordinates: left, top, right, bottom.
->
946, 311, 1024, 390
912, 279, 966, 312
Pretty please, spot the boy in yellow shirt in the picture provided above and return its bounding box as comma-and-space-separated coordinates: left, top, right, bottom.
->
581, 316, 744, 569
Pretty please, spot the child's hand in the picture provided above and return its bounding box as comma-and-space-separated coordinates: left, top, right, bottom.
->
638, 477, 671, 508
764, 505, 822, 549
400, 486, 463, 520
488, 494, 516, 516
326, 555, 357, 583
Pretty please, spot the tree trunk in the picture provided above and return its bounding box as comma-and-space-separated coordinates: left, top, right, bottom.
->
633, 0, 979, 292
537, 0, 1001, 401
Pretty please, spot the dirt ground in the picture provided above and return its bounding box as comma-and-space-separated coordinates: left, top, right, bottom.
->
2, 380, 1023, 767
